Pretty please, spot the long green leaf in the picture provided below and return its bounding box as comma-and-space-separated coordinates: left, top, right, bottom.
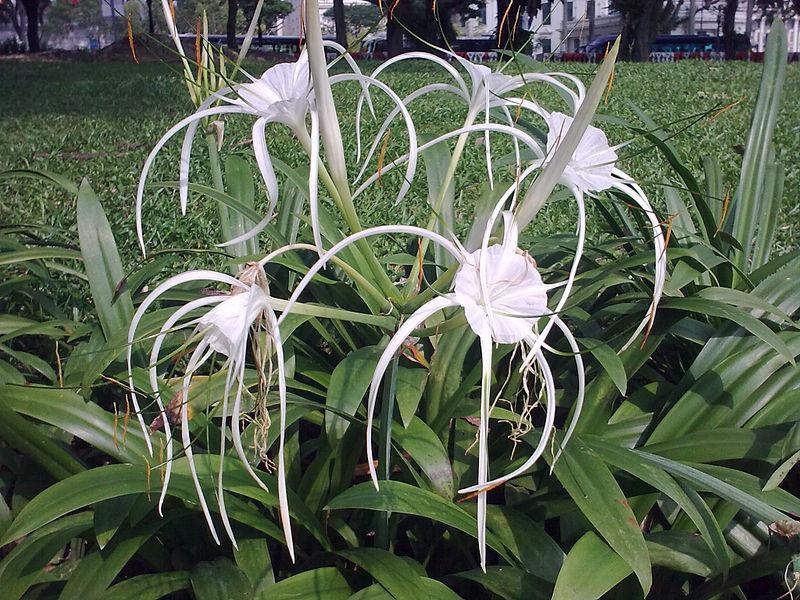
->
191, 558, 252, 600
728, 19, 787, 271
104, 572, 191, 599
326, 481, 513, 563
266, 567, 351, 600
77, 179, 134, 342
552, 532, 632, 600
338, 548, 426, 600
326, 346, 381, 444
552, 437, 651, 594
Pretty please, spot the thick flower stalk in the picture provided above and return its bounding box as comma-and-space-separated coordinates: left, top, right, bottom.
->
126, 263, 294, 560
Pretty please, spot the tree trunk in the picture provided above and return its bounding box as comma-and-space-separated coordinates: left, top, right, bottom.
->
687, 0, 697, 34
587, 0, 596, 41
146, 0, 154, 34
386, 14, 402, 57
20, 0, 40, 52
332, 0, 347, 47
723, 0, 738, 59
744, 0, 755, 43
227, 0, 238, 49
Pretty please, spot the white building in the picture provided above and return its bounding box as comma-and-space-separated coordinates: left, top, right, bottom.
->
526, 0, 800, 55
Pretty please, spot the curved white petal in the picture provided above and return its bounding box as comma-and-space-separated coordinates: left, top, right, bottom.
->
549, 315, 584, 468
180, 341, 221, 544
477, 332, 492, 572
354, 84, 467, 187
252, 118, 279, 206
149, 294, 227, 515
353, 123, 546, 200
136, 106, 246, 256
264, 302, 296, 562
178, 89, 234, 215
612, 171, 666, 351
309, 109, 323, 254
518, 185, 586, 370
127, 270, 244, 456
330, 73, 418, 205
458, 345, 556, 494
365, 295, 459, 489
272, 225, 465, 326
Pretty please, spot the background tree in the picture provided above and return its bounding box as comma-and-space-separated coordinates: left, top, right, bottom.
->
496, 0, 538, 48
365, 0, 476, 55
610, 0, 686, 60
323, 3, 381, 46
16, 0, 49, 51
332, 0, 346, 46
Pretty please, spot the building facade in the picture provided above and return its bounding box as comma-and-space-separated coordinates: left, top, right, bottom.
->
526, 1, 800, 55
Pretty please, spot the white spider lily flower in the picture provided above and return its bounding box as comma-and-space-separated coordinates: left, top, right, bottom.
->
126, 265, 295, 561
135, 52, 314, 256
353, 52, 586, 194
253, 220, 572, 572
543, 111, 619, 192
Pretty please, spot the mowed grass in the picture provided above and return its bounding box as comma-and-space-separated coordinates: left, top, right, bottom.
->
2, 57, 799, 266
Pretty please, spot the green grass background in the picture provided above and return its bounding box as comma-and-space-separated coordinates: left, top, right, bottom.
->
2, 58, 798, 263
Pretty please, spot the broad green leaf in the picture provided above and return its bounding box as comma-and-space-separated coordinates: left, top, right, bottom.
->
234, 534, 274, 594
395, 367, 427, 428
632, 451, 791, 524
0, 513, 93, 600
421, 141, 456, 276
1, 458, 326, 549
578, 338, 626, 395
393, 416, 454, 498
191, 558, 252, 600
0, 247, 82, 266
662, 297, 794, 365
0, 168, 79, 195
76, 179, 134, 343
764, 447, 800, 491
451, 567, 550, 600
468, 505, 564, 583
552, 438, 651, 594
267, 567, 351, 600
646, 531, 716, 577
0, 403, 84, 480
752, 157, 784, 269
326, 346, 381, 444
586, 437, 728, 575
0, 384, 150, 464
552, 532, 632, 600
59, 516, 166, 598
697, 287, 796, 326
104, 572, 191, 599
326, 481, 513, 563
728, 19, 787, 272
223, 155, 259, 259
94, 495, 138, 549
339, 548, 426, 600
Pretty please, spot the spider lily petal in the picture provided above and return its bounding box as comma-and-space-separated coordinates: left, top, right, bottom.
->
458, 344, 557, 495
148, 294, 228, 515
128, 266, 295, 557
365, 295, 459, 490
136, 106, 247, 255
329, 73, 418, 206
127, 270, 243, 455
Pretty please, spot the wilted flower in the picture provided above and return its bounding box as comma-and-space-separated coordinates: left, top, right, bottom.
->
126, 263, 294, 560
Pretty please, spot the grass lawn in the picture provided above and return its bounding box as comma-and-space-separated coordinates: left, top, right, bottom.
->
2, 57, 799, 265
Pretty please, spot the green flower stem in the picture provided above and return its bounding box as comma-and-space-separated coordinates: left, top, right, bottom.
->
204, 131, 241, 271
402, 104, 481, 298
376, 354, 399, 550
